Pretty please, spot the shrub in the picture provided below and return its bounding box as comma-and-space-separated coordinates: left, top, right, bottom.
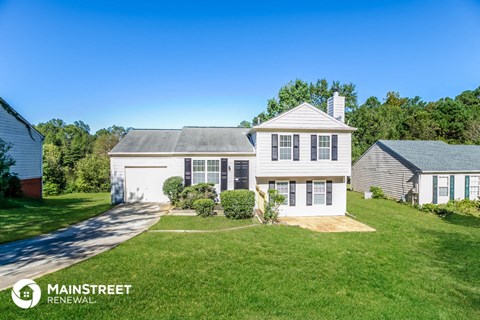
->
220, 190, 255, 219
162, 176, 184, 206
43, 182, 62, 196
75, 154, 110, 192
421, 199, 480, 218
193, 199, 215, 217
370, 186, 387, 199
5, 175, 22, 198
264, 189, 286, 223
179, 183, 217, 209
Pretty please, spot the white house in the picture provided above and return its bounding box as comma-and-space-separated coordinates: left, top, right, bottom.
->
109, 92, 356, 216
352, 140, 480, 205
0, 98, 43, 198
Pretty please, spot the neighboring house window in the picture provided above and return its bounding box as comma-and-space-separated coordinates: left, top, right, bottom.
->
313, 181, 326, 205
438, 176, 449, 197
276, 181, 289, 205
192, 160, 206, 184
470, 176, 480, 199
318, 135, 330, 160
207, 160, 220, 184
279, 135, 292, 160
193, 160, 220, 185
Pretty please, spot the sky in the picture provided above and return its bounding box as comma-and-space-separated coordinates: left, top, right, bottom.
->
1, 0, 479, 132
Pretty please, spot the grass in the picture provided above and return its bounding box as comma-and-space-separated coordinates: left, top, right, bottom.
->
1, 191, 479, 319
150, 215, 257, 230
0, 193, 111, 244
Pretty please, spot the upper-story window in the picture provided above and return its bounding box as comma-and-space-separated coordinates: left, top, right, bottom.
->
318, 135, 331, 160
193, 160, 219, 184
279, 135, 292, 160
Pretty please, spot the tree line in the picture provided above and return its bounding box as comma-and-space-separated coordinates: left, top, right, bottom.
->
239, 79, 480, 161
35, 120, 129, 195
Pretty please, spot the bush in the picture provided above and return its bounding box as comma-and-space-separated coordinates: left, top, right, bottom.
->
220, 190, 255, 219
5, 175, 22, 198
43, 182, 62, 196
179, 183, 217, 209
193, 199, 215, 217
75, 154, 110, 192
264, 189, 286, 223
421, 199, 480, 218
370, 186, 387, 199
162, 176, 184, 206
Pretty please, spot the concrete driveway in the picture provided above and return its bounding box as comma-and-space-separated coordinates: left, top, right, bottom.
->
0, 202, 168, 291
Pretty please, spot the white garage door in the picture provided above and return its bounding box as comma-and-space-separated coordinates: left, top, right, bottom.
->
125, 167, 169, 203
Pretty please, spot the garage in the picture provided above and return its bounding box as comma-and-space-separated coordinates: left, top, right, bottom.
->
125, 167, 169, 203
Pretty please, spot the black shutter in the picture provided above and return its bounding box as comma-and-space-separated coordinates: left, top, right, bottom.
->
268, 181, 275, 202
432, 176, 438, 204
450, 175, 455, 200
271, 134, 278, 161
293, 134, 300, 161
331, 134, 338, 161
221, 158, 228, 191
289, 181, 296, 206
311, 135, 317, 161
306, 180, 312, 206
326, 180, 333, 205
184, 158, 192, 186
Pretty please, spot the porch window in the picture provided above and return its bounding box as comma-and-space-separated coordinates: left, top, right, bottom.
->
313, 181, 326, 205
471, 176, 480, 200
276, 181, 289, 205
438, 176, 449, 197
279, 135, 292, 160
193, 159, 220, 185
318, 135, 330, 160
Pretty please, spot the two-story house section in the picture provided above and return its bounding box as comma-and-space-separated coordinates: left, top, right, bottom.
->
251, 92, 356, 216
109, 92, 355, 217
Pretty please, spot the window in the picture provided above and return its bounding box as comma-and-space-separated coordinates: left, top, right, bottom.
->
313, 181, 326, 205
276, 181, 289, 205
279, 135, 292, 160
192, 159, 220, 185
207, 160, 220, 184
438, 176, 449, 197
192, 160, 205, 184
318, 135, 330, 160
471, 176, 480, 200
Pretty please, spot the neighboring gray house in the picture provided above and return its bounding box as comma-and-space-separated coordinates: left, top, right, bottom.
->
352, 140, 480, 205
110, 92, 356, 217
0, 98, 44, 198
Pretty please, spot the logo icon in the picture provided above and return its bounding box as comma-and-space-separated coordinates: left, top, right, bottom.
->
11, 279, 41, 309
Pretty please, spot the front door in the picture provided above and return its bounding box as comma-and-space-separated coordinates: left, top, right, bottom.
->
234, 160, 249, 190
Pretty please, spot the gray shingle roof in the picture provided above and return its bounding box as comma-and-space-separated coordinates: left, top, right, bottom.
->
110, 127, 254, 154
377, 140, 480, 172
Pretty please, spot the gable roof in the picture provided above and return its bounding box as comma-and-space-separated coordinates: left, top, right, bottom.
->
376, 140, 480, 173
0, 97, 44, 141
109, 127, 255, 155
251, 102, 356, 131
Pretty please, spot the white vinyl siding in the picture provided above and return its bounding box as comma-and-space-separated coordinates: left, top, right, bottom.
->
471, 176, 479, 199
279, 135, 292, 160
313, 181, 326, 205
318, 135, 330, 160
276, 181, 289, 205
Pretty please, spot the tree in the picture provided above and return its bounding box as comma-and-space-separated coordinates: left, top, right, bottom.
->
75, 154, 110, 192
237, 121, 252, 128
93, 125, 128, 157
42, 143, 66, 195
0, 138, 16, 200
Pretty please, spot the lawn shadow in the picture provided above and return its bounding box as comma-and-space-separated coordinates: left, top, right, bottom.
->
443, 212, 480, 228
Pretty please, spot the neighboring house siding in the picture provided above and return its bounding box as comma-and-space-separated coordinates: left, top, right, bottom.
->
418, 173, 479, 205
0, 105, 43, 180
255, 131, 351, 177
256, 176, 346, 216
352, 144, 417, 201
110, 155, 255, 204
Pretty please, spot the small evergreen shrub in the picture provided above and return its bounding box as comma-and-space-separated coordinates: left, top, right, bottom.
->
220, 190, 255, 219
162, 176, 184, 206
370, 186, 387, 199
421, 199, 480, 218
179, 183, 217, 209
193, 199, 215, 217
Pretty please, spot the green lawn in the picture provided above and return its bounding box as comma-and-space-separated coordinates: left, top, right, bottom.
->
150, 215, 258, 230
1, 192, 479, 319
0, 193, 111, 244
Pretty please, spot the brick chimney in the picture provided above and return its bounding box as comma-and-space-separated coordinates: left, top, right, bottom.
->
327, 89, 345, 123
